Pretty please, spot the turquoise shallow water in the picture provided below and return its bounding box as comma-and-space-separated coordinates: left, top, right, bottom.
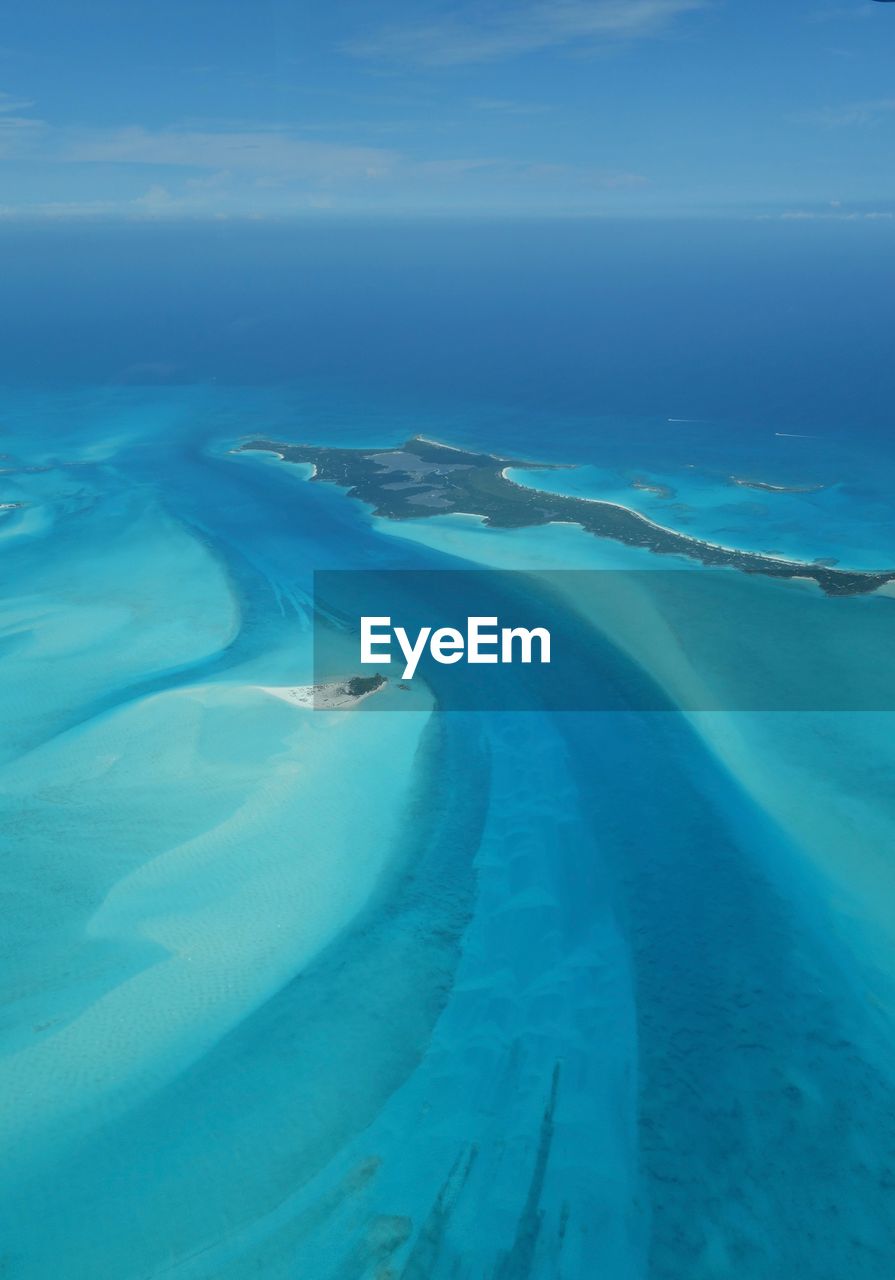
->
1, 378, 894, 1279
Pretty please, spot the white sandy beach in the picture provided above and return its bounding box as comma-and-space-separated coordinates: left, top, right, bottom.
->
257, 678, 387, 710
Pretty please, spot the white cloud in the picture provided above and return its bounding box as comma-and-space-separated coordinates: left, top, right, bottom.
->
0, 183, 340, 221
0, 118, 43, 158
806, 3, 877, 24
61, 126, 400, 184
800, 98, 895, 127
0, 105, 652, 217
346, 0, 708, 66
132, 183, 174, 209
0, 92, 35, 113
756, 208, 895, 222
501, 160, 647, 188
469, 97, 553, 115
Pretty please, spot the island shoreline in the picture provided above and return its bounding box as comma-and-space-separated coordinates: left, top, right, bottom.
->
235, 435, 895, 597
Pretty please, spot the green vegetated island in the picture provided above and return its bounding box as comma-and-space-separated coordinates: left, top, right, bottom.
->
237, 435, 895, 597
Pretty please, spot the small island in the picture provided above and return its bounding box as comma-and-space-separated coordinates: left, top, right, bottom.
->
344, 673, 386, 698
631, 476, 675, 499
236, 435, 895, 597
729, 476, 825, 495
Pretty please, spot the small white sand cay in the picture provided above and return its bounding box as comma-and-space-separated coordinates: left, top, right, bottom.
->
257, 677, 387, 710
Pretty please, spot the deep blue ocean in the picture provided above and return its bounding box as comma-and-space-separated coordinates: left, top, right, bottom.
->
1, 220, 894, 1278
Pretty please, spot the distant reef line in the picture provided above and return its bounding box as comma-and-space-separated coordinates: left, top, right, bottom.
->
236, 435, 895, 597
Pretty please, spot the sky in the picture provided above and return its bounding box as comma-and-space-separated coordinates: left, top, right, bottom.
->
1, 0, 894, 219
